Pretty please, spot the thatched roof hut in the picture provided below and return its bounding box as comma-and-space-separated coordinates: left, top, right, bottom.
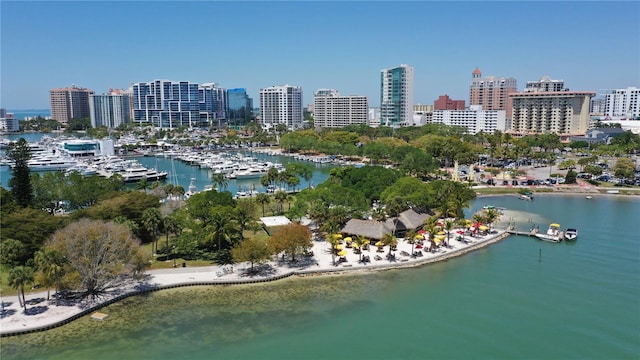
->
385, 208, 431, 233
341, 219, 393, 240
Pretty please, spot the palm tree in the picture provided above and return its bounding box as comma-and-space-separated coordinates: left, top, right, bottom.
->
352, 235, 368, 262
443, 219, 455, 247
255, 193, 270, 217
325, 232, 341, 265
484, 208, 501, 230
211, 173, 228, 191
34, 249, 64, 301
142, 208, 163, 255
8, 266, 34, 313
163, 215, 182, 259
423, 217, 439, 251
234, 202, 256, 239
382, 233, 396, 257
405, 229, 417, 256
205, 211, 238, 259
274, 190, 288, 215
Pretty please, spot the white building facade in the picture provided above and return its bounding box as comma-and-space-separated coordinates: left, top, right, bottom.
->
313, 89, 368, 128
259, 85, 303, 130
0, 109, 19, 132
603, 87, 640, 119
89, 93, 131, 129
432, 106, 506, 134
380, 64, 414, 127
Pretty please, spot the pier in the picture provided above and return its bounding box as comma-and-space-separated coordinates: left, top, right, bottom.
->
506, 227, 539, 237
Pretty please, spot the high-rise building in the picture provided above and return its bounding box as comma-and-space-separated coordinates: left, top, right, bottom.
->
525, 75, 565, 92
469, 68, 517, 118
509, 91, 595, 137
603, 87, 640, 119
199, 83, 227, 127
313, 89, 368, 128
432, 106, 506, 134
259, 84, 303, 130
89, 91, 131, 129
434, 95, 465, 110
227, 88, 253, 127
380, 64, 414, 127
132, 80, 201, 129
49, 85, 94, 124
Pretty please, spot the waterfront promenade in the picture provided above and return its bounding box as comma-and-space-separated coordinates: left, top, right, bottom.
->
0, 228, 510, 337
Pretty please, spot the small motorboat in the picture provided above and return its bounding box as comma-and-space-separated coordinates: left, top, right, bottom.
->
535, 223, 562, 243
586, 196, 592, 199
564, 228, 578, 241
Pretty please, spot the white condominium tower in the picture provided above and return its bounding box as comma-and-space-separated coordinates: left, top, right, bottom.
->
259, 84, 303, 130
313, 89, 369, 128
603, 87, 640, 119
380, 64, 414, 127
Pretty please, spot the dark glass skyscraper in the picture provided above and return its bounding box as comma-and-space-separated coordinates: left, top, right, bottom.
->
227, 88, 253, 127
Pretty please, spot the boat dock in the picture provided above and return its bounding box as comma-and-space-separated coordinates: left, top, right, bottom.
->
506, 228, 539, 237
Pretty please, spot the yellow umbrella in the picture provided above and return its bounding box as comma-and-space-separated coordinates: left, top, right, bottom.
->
433, 238, 441, 244
333, 234, 343, 239
375, 241, 384, 247
435, 234, 445, 239
334, 244, 343, 250
437, 231, 445, 235
337, 250, 348, 257
550, 223, 560, 228
479, 225, 489, 231
352, 243, 360, 249
415, 234, 424, 240
465, 219, 472, 225
363, 239, 370, 245
344, 237, 352, 243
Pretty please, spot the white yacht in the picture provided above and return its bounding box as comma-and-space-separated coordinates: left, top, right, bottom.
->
232, 166, 268, 179
26, 155, 78, 171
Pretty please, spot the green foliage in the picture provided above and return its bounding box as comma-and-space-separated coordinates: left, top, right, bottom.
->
613, 157, 636, 179
565, 169, 578, 184
6, 138, 33, 207
65, 117, 92, 131
0, 207, 67, 265
72, 191, 162, 242
0, 187, 18, 214
583, 164, 603, 176
0, 238, 27, 268
183, 189, 236, 225
339, 166, 402, 203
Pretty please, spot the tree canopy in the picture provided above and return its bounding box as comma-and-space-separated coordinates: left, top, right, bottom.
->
47, 219, 149, 297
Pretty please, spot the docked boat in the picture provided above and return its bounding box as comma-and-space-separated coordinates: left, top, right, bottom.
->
564, 228, 578, 241
99, 159, 168, 183
518, 191, 533, 201
26, 155, 78, 171
230, 166, 268, 179
535, 223, 563, 243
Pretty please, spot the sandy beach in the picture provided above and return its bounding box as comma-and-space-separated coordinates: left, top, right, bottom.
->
0, 227, 510, 337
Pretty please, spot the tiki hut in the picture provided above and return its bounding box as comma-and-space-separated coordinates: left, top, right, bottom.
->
341, 219, 393, 241
384, 209, 431, 237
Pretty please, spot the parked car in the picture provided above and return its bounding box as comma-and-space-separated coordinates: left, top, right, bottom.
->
486, 179, 496, 186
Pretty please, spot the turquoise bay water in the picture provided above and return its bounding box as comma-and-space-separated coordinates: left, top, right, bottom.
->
2, 195, 639, 359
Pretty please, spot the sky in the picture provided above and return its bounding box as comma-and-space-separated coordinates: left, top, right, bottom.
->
1, 1, 639, 110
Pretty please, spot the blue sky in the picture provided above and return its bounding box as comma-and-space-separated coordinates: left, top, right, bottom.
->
1, 1, 638, 110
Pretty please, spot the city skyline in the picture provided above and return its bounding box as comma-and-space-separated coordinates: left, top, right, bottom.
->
1, 1, 638, 110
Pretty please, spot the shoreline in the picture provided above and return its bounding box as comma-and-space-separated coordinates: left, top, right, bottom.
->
0, 229, 511, 337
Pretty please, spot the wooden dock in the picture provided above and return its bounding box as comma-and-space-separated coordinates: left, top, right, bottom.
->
507, 228, 538, 237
